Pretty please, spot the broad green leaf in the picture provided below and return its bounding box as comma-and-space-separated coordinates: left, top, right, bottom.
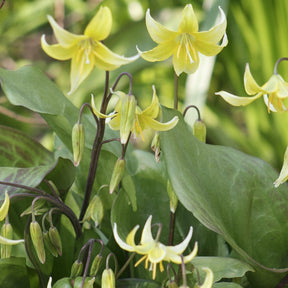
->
191, 256, 254, 282
160, 107, 288, 287
213, 283, 243, 288
116, 278, 161, 287
0, 257, 30, 288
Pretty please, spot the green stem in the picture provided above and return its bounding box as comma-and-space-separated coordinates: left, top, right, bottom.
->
116, 252, 136, 279
274, 57, 288, 74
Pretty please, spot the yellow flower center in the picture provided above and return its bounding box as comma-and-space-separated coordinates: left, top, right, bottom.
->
78, 38, 97, 64
176, 33, 197, 64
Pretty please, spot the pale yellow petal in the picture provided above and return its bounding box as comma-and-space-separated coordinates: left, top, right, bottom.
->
84, 6, 112, 40
41, 35, 75, 60
108, 114, 121, 131
166, 226, 193, 255
178, 4, 198, 33
0, 191, 9, 221
145, 9, 178, 43
140, 215, 154, 244
166, 242, 198, 264
192, 33, 228, 56
262, 74, 280, 93
275, 75, 288, 98
216, 91, 262, 106
113, 223, 135, 252
47, 15, 85, 47
94, 42, 138, 70
144, 116, 179, 132
141, 86, 160, 119
147, 243, 166, 263
138, 42, 175, 62
192, 7, 227, 43
47, 277, 52, 288
68, 51, 95, 94
198, 267, 214, 288
244, 64, 261, 95
172, 44, 199, 75
274, 146, 288, 187
91, 95, 114, 118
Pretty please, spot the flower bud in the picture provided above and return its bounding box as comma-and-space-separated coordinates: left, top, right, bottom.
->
0, 191, 10, 221
167, 180, 178, 213
1, 222, 13, 258
89, 254, 102, 276
120, 94, 136, 144
48, 226, 62, 256
109, 158, 126, 194
30, 221, 46, 264
72, 122, 85, 166
151, 132, 161, 163
101, 268, 115, 288
74, 276, 95, 288
70, 260, 83, 278
43, 231, 58, 257
193, 119, 206, 143
83, 195, 104, 227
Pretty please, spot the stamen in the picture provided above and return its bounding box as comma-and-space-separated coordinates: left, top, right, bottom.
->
135, 255, 147, 267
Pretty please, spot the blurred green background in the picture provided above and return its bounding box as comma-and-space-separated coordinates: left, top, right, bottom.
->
1, 0, 288, 171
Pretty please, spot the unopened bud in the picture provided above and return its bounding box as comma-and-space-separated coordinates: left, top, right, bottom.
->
74, 276, 95, 288
151, 132, 161, 163
193, 119, 206, 143
30, 221, 46, 264
70, 259, 83, 278
1, 222, 13, 258
43, 231, 58, 257
48, 226, 62, 256
167, 180, 178, 213
72, 122, 85, 166
89, 254, 102, 276
0, 191, 10, 221
83, 195, 104, 227
109, 158, 126, 194
120, 94, 136, 144
101, 268, 115, 288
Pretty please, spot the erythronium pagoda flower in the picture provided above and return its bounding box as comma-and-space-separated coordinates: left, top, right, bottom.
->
274, 146, 288, 187
137, 4, 227, 76
113, 215, 198, 280
216, 63, 288, 113
41, 6, 138, 94
91, 86, 179, 144
0, 191, 24, 245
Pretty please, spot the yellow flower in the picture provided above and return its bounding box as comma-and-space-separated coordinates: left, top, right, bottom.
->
194, 267, 214, 288
41, 7, 138, 94
0, 191, 24, 245
113, 215, 198, 280
137, 4, 227, 76
216, 64, 288, 113
91, 86, 179, 144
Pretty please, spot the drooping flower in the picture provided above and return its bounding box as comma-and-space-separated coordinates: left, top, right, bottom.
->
91, 86, 179, 144
113, 215, 198, 280
216, 63, 288, 113
41, 6, 138, 94
137, 4, 227, 75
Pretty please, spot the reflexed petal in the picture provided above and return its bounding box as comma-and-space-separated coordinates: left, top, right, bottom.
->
126, 225, 140, 247
193, 33, 228, 56
139, 116, 179, 132
0, 235, 24, 245
91, 95, 114, 118
274, 146, 288, 187
84, 6, 112, 41
138, 42, 176, 62
145, 9, 177, 43
244, 64, 261, 95
140, 215, 154, 244
275, 75, 288, 98
166, 241, 198, 264
41, 36, 76, 60
199, 267, 214, 288
47, 15, 85, 47
94, 42, 138, 70
166, 227, 193, 255
216, 91, 262, 106
172, 45, 199, 76
47, 277, 52, 288
113, 223, 135, 252
0, 191, 9, 221
69, 51, 95, 94
192, 7, 227, 43
141, 86, 160, 119
108, 114, 121, 130
178, 4, 199, 33
261, 74, 279, 93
